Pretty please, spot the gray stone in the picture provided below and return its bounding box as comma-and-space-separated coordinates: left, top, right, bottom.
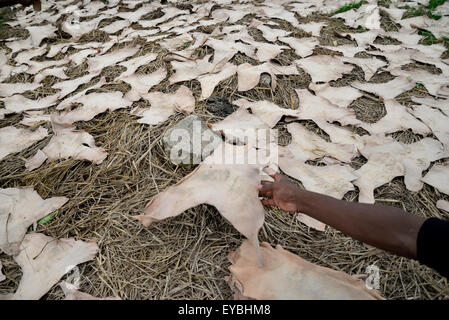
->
206, 96, 235, 117
260, 73, 271, 87
163, 115, 222, 165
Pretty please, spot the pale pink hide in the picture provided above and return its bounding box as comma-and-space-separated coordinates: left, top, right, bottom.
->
421, 163, 449, 196
237, 62, 299, 91
25, 118, 107, 171
351, 77, 415, 100
210, 107, 269, 145
354, 136, 448, 203
0, 126, 48, 161
360, 99, 430, 135
278, 148, 357, 231
295, 89, 360, 126
233, 98, 298, 128
309, 83, 363, 108
227, 241, 384, 300
59, 281, 121, 300
285, 123, 356, 163
436, 200, 449, 212
295, 55, 354, 83
0, 187, 68, 255
135, 86, 195, 125
3, 233, 98, 300
54, 91, 133, 124
134, 143, 276, 255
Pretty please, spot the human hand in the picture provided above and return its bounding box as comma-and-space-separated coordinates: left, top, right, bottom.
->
258, 168, 302, 212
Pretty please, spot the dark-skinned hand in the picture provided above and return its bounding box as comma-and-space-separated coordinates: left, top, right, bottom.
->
258, 168, 302, 213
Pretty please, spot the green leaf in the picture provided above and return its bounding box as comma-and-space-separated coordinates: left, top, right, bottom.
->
38, 210, 58, 225
333, 1, 365, 15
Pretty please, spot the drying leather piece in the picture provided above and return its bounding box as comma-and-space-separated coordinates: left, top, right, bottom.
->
117, 49, 163, 75
256, 24, 291, 42
285, 123, 355, 163
59, 281, 121, 300
56, 77, 107, 111
134, 142, 275, 260
0, 126, 48, 161
340, 56, 387, 81
360, 99, 430, 135
5, 37, 33, 54
87, 45, 140, 73
120, 68, 167, 102
309, 83, 363, 108
0, 82, 40, 97
62, 14, 107, 39
411, 96, 449, 117
421, 163, 449, 195
227, 241, 383, 300
100, 19, 131, 34
3, 90, 65, 114
168, 54, 216, 84
410, 104, 449, 148
4, 233, 98, 300
54, 91, 133, 124
314, 120, 364, 154
159, 33, 193, 52
68, 49, 98, 66
295, 89, 360, 126
135, 86, 195, 125
25, 57, 71, 75
390, 68, 449, 98
278, 148, 357, 231
295, 55, 354, 83
20, 111, 51, 127
14, 47, 46, 65
117, 3, 158, 21
334, 4, 380, 30
197, 63, 237, 100
53, 72, 101, 99
351, 76, 416, 100
233, 98, 298, 128
354, 152, 404, 204
298, 22, 326, 36
237, 62, 299, 91
278, 36, 319, 58
34, 66, 69, 83
382, 30, 421, 46
341, 30, 380, 47
436, 200, 449, 212
210, 107, 269, 145
25, 119, 108, 171
250, 41, 287, 62
324, 45, 366, 58
25, 24, 57, 46
354, 135, 448, 202
369, 45, 417, 71
0, 187, 67, 255
206, 37, 256, 65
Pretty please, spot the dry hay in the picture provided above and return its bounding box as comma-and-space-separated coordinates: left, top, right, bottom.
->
1, 1, 449, 300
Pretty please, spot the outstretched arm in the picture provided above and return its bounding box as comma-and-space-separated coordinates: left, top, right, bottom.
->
259, 169, 426, 259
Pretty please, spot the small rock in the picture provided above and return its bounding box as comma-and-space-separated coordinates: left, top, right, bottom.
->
163, 115, 222, 165
259, 73, 271, 87
206, 96, 235, 117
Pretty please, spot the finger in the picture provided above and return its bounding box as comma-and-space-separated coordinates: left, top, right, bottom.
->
261, 199, 276, 206
258, 183, 273, 197
259, 190, 272, 198
263, 167, 281, 182
260, 180, 272, 185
